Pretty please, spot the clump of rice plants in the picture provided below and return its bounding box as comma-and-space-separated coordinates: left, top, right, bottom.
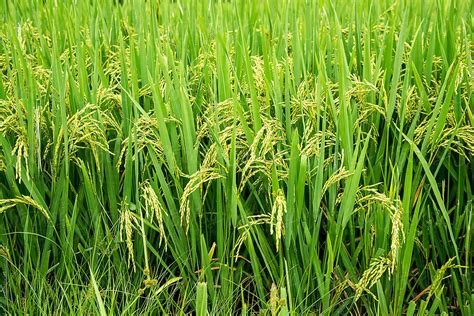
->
0, 0, 472, 314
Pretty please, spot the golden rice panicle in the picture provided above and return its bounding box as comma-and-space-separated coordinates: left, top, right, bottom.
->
12, 132, 29, 181
117, 114, 164, 171
355, 187, 405, 273
179, 167, 222, 233
428, 257, 458, 300
270, 189, 287, 252
268, 283, 279, 315
354, 256, 392, 301
234, 214, 271, 261
0, 99, 31, 181
389, 198, 404, 274
321, 163, 353, 196
120, 202, 137, 272
0, 244, 11, 262
0, 153, 5, 172
141, 181, 168, 249
0, 195, 50, 220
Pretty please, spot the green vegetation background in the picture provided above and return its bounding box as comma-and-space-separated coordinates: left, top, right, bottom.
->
0, 0, 472, 314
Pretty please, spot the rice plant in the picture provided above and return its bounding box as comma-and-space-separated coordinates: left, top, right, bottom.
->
0, 0, 472, 314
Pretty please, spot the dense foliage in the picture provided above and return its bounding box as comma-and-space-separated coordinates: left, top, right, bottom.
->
0, 0, 472, 314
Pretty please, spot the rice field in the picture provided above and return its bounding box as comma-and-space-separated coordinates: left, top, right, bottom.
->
0, 0, 473, 314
